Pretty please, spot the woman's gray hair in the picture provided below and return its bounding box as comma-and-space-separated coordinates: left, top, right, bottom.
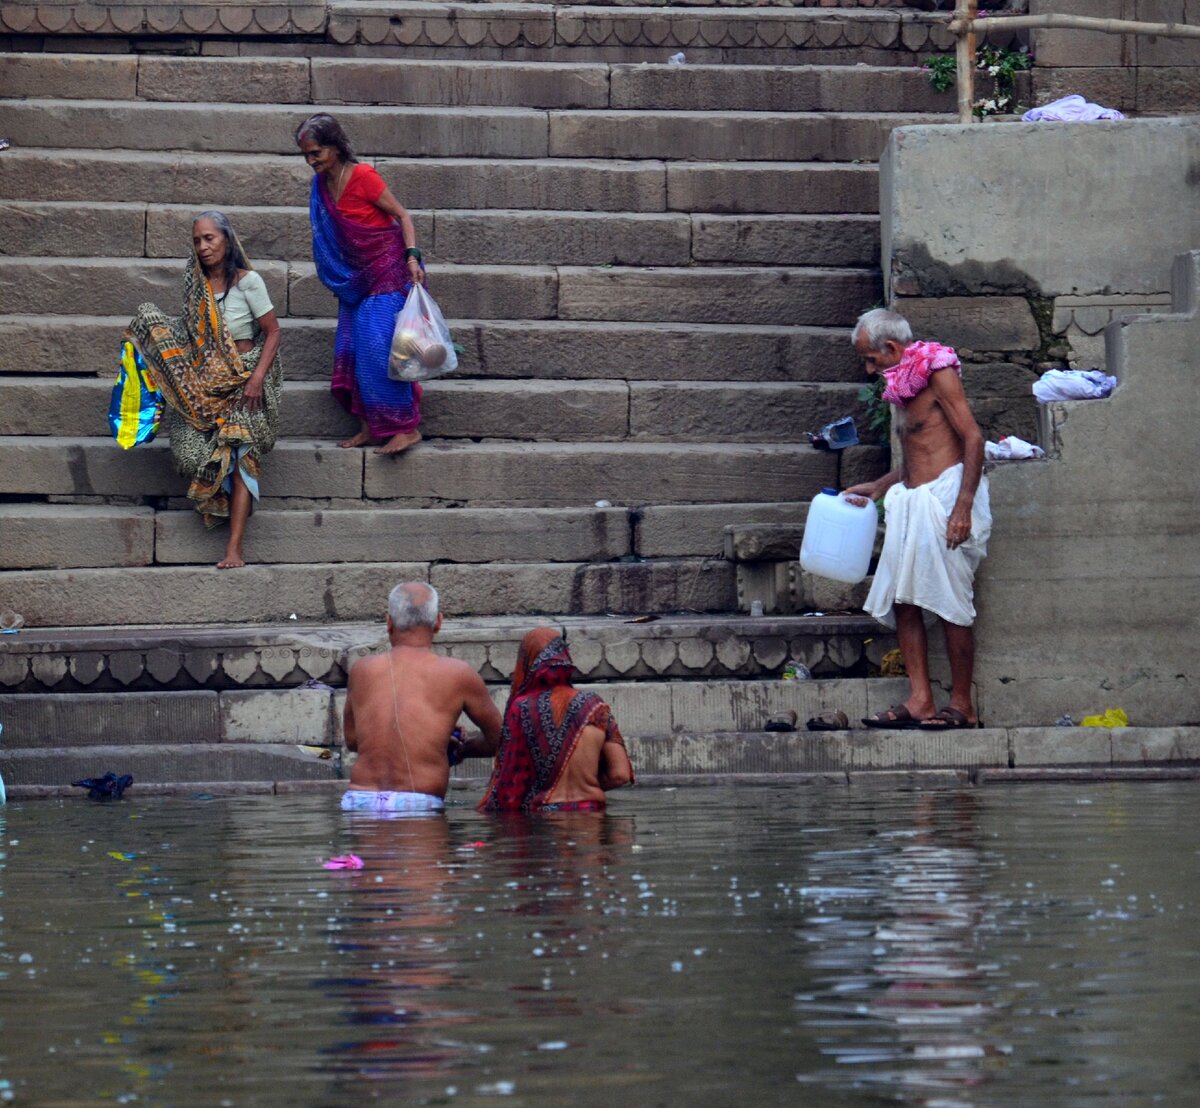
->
388, 582, 439, 631
852, 308, 913, 351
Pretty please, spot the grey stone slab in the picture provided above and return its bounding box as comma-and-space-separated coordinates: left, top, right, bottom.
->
287, 262, 559, 320
0, 149, 314, 206
473, 320, 863, 383
0, 504, 155, 569
433, 210, 691, 266
0, 52, 138, 100
637, 502, 807, 558
549, 110, 930, 162
155, 507, 632, 565
1136, 66, 1200, 114
575, 681, 673, 736
690, 214, 880, 267
883, 118, 1200, 299
0, 377, 113, 436
629, 381, 863, 442
896, 297, 1041, 353
611, 63, 954, 114
0, 690, 219, 746
362, 442, 837, 505
557, 266, 880, 326
431, 559, 735, 616
313, 58, 609, 107
0, 438, 362, 499
628, 733, 849, 775
377, 157, 666, 213
725, 522, 807, 563
1111, 727, 1200, 764
1009, 726, 1112, 766
137, 55, 310, 103
146, 204, 433, 262
422, 379, 629, 440
0, 201, 146, 258
667, 161, 879, 215
843, 728, 1009, 769
220, 688, 337, 745
0, 563, 427, 627
0, 100, 551, 158
0, 257, 287, 318
668, 678, 871, 734
0, 743, 336, 786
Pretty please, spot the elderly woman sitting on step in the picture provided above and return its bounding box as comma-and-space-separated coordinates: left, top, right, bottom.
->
125, 211, 282, 569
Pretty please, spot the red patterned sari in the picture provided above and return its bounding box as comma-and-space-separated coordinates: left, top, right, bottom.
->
478, 629, 633, 814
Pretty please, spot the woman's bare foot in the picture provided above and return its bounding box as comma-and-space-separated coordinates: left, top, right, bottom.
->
217, 546, 246, 570
375, 430, 422, 455
338, 428, 379, 449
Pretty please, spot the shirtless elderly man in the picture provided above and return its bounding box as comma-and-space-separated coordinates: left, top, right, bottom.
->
342, 582, 502, 815
845, 308, 991, 730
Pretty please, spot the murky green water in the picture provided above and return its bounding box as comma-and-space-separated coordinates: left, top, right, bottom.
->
0, 783, 1197, 1106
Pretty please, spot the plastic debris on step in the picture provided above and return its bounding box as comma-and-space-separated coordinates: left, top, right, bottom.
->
0, 610, 23, 634
323, 854, 364, 870
805, 415, 859, 451
1081, 707, 1129, 728
1055, 714, 1075, 727
1033, 368, 1116, 402
594, 499, 611, 508
879, 648, 906, 678
1023, 95, 1124, 123
781, 660, 811, 681
72, 773, 134, 801
985, 435, 1045, 461
0, 139, 10, 152
750, 600, 764, 618
667, 52, 685, 66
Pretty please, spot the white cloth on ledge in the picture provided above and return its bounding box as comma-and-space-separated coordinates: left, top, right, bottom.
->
985, 436, 1045, 461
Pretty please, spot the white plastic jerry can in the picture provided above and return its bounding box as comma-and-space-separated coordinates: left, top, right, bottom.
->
799, 487, 878, 584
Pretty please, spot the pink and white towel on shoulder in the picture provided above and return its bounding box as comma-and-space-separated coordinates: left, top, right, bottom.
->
865, 463, 992, 630
881, 342, 961, 406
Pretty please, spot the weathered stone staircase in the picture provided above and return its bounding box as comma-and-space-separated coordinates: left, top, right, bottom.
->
0, 1, 986, 789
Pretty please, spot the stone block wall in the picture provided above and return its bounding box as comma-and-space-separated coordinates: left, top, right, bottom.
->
881, 117, 1200, 725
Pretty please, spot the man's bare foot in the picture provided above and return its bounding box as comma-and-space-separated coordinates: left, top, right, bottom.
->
338, 428, 380, 449
375, 430, 422, 455
217, 549, 246, 570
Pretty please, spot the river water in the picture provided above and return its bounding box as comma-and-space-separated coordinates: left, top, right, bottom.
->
0, 783, 1196, 1106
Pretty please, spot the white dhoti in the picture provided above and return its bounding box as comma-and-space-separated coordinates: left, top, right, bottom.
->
865, 463, 991, 629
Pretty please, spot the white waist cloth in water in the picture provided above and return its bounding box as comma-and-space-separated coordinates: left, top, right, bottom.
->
340, 789, 445, 816
864, 462, 991, 629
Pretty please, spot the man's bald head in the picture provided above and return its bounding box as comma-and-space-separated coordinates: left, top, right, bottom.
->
387, 581, 440, 631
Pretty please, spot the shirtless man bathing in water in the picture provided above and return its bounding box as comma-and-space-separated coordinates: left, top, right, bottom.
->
843, 308, 991, 731
341, 582, 502, 815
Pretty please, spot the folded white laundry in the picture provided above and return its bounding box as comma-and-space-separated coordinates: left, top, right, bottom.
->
1022, 94, 1124, 122
985, 436, 1045, 461
1032, 368, 1117, 403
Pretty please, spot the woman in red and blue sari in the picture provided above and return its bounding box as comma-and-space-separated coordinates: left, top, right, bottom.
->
479, 628, 635, 814
296, 113, 424, 455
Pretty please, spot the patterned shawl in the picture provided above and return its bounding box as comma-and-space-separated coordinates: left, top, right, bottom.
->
881, 341, 961, 407
478, 629, 629, 814
124, 256, 281, 526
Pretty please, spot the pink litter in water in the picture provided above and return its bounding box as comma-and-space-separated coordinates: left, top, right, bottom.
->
323, 854, 365, 870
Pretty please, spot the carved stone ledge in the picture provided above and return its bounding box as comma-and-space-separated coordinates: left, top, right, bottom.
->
0, 2, 327, 37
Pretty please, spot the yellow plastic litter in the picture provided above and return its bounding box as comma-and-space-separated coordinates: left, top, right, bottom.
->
879, 648, 907, 677
1081, 708, 1129, 728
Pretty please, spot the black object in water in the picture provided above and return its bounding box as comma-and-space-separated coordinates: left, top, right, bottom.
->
71, 773, 134, 800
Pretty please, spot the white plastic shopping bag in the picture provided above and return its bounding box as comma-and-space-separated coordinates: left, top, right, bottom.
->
388, 285, 459, 382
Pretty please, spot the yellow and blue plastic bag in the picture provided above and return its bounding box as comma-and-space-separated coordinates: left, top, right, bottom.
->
109, 340, 163, 449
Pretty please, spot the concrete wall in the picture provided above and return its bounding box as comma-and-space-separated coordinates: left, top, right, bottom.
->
881, 118, 1200, 726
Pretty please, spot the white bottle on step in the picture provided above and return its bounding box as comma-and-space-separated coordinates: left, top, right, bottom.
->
799, 487, 878, 584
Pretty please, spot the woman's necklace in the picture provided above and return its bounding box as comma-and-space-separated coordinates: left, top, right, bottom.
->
332, 160, 351, 202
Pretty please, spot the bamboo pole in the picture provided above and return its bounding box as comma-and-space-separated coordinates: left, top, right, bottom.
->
955, 0, 978, 125
948, 14, 1200, 40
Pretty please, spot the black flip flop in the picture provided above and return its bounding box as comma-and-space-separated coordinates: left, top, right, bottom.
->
862, 704, 925, 730
917, 707, 981, 731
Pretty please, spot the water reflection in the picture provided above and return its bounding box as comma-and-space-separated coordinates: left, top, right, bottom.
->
794, 791, 1007, 1105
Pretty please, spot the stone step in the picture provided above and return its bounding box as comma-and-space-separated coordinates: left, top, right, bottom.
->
0, 500, 818, 568
1, 315, 865, 383
0, 376, 864, 443
0, 200, 880, 268
0, 744, 339, 787
0, 257, 880, 326
0, 614, 890, 692
0, 98, 944, 162
0, 437, 850, 504
0, 54, 951, 112
0, 149, 880, 214
0, 558, 739, 624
